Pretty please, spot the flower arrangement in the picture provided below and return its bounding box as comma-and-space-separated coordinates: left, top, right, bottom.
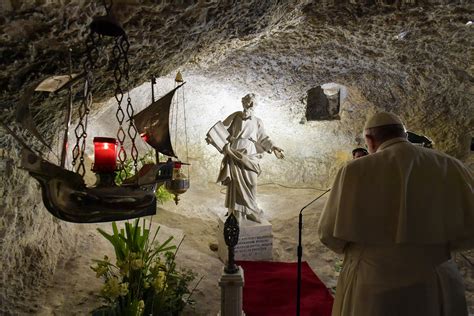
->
91, 219, 198, 315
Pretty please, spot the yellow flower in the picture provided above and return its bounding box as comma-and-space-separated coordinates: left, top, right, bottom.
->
101, 277, 122, 300
150, 262, 165, 274
117, 260, 130, 276
95, 265, 108, 278
153, 271, 167, 291
91, 263, 108, 278
119, 282, 129, 296
131, 259, 144, 270
137, 300, 145, 312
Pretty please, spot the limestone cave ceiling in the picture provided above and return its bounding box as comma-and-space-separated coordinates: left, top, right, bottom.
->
0, 0, 473, 157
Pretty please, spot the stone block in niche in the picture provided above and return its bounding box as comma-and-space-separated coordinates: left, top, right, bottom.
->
217, 215, 273, 262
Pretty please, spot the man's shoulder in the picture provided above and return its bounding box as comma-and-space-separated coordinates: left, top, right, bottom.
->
336, 155, 365, 175
416, 145, 466, 165
378, 143, 467, 172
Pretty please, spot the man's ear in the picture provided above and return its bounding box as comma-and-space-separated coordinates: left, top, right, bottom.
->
364, 134, 377, 154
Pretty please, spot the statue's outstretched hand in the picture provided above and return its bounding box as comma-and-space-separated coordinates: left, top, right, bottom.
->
272, 146, 285, 159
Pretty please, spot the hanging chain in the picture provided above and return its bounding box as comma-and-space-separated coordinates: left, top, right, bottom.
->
121, 35, 139, 174
113, 34, 138, 181
112, 35, 127, 181
72, 31, 99, 176
71, 1, 138, 181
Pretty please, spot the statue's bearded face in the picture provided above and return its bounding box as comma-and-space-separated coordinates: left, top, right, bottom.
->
242, 94, 256, 119
243, 106, 254, 119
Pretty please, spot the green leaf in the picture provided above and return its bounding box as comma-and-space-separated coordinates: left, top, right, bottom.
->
150, 226, 161, 245
112, 222, 119, 236
97, 228, 124, 261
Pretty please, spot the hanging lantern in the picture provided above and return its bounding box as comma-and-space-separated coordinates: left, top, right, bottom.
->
165, 161, 190, 205
92, 137, 118, 173
162, 71, 191, 204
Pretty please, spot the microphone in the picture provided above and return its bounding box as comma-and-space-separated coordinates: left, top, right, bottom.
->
296, 189, 331, 316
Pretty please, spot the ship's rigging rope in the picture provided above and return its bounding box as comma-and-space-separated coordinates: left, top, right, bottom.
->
173, 80, 190, 174
181, 83, 190, 177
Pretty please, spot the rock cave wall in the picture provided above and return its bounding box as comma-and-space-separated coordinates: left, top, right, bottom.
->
0, 0, 472, 313
0, 141, 78, 314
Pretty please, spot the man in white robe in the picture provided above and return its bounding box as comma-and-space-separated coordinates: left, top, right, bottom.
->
318, 112, 473, 316
217, 93, 284, 222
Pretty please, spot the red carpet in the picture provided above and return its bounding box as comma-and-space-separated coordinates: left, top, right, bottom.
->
237, 261, 334, 316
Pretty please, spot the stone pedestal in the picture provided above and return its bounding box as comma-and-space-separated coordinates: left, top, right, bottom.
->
218, 266, 245, 316
217, 215, 273, 262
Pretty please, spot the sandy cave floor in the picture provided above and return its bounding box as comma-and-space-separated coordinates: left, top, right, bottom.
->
34, 183, 473, 315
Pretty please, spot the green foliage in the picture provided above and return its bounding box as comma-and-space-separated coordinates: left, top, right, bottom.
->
334, 259, 343, 273
329, 258, 344, 295
91, 219, 197, 316
155, 186, 174, 205
115, 151, 174, 204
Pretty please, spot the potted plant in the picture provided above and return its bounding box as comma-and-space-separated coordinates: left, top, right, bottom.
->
91, 219, 198, 315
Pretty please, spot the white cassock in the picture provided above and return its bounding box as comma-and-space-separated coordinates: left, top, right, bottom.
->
318, 137, 474, 316
217, 111, 274, 218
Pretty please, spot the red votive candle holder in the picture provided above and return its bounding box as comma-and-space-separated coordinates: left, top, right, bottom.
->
93, 137, 117, 173
140, 133, 149, 143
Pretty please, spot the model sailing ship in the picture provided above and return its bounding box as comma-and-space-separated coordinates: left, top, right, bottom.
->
4, 5, 189, 223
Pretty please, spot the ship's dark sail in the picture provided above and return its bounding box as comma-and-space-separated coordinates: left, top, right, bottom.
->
132, 83, 185, 158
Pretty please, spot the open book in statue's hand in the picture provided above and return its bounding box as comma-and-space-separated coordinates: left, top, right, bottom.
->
206, 121, 230, 154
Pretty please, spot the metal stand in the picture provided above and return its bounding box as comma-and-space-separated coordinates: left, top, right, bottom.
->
224, 213, 240, 273
219, 266, 245, 316
218, 213, 245, 316
297, 189, 330, 316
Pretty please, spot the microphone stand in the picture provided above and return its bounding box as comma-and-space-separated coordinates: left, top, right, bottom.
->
297, 189, 331, 316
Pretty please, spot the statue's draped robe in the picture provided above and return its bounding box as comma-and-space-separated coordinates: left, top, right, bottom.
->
318, 138, 474, 316
217, 112, 273, 217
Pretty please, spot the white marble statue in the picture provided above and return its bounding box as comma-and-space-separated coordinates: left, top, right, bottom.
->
206, 93, 284, 223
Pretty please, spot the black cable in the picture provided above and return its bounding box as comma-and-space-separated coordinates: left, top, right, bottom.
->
297, 189, 331, 316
